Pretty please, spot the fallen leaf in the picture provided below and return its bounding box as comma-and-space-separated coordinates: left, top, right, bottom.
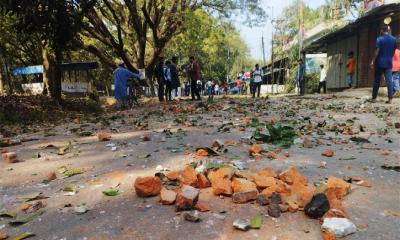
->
62, 168, 83, 178
0, 231, 7, 240
9, 209, 44, 226
322, 149, 335, 157
17, 193, 47, 202
250, 213, 262, 229
381, 165, 400, 172
137, 153, 151, 159
58, 142, 71, 155
102, 188, 119, 196
11, 233, 35, 240
0, 211, 17, 218
383, 210, 400, 217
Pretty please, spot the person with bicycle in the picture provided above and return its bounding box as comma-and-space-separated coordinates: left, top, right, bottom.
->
114, 60, 141, 108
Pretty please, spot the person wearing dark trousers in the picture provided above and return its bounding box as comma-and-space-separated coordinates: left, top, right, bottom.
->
189, 56, 201, 100
164, 60, 172, 101
154, 57, 165, 102
296, 59, 305, 96
170, 57, 180, 98
318, 64, 327, 93
252, 64, 263, 98
369, 25, 397, 104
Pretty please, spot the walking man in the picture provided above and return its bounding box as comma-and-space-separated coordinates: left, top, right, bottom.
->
346, 52, 356, 88
155, 57, 165, 102
164, 60, 172, 101
252, 64, 263, 98
189, 56, 202, 100
369, 25, 397, 104
318, 64, 327, 94
296, 59, 305, 95
392, 38, 400, 96
170, 57, 180, 98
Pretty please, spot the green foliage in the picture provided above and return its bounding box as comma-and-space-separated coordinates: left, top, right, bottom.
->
252, 123, 297, 148
304, 73, 320, 94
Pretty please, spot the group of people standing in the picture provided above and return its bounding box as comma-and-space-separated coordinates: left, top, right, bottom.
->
155, 56, 202, 102
302, 24, 399, 104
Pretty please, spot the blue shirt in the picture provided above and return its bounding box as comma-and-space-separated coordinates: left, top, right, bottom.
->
114, 67, 140, 101
376, 34, 397, 69
296, 63, 305, 81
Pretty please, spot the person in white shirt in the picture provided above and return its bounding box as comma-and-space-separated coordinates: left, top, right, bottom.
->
215, 84, 219, 95
318, 64, 327, 94
252, 64, 263, 98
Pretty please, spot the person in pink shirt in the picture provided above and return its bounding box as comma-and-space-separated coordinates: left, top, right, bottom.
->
393, 39, 400, 95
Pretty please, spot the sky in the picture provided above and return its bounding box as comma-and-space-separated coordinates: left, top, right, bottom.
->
236, 0, 326, 62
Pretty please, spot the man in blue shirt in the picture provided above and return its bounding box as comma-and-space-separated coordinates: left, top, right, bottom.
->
114, 60, 141, 108
296, 59, 306, 96
369, 25, 397, 104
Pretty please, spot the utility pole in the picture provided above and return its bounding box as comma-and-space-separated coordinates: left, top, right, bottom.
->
262, 33, 266, 66
298, 1, 304, 58
270, 6, 274, 94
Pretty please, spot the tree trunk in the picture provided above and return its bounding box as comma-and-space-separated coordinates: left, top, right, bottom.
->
42, 47, 51, 96
4, 58, 12, 95
42, 46, 62, 104
0, 59, 5, 95
52, 50, 63, 104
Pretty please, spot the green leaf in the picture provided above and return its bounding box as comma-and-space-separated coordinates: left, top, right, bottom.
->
17, 192, 45, 202
350, 137, 370, 143
205, 162, 226, 170
138, 153, 151, 159
62, 186, 77, 192
0, 211, 17, 218
63, 169, 83, 177
339, 156, 356, 161
11, 233, 36, 240
58, 142, 71, 155
9, 209, 45, 226
102, 188, 119, 196
250, 213, 262, 229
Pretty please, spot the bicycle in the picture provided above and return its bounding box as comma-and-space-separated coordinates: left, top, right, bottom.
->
126, 78, 147, 108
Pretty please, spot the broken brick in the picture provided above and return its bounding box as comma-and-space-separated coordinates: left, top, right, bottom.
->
46, 172, 57, 182
166, 171, 180, 181
196, 173, 211, 188
231, 178, 257, 193
2, 152, 17, 163
212, 177, 232, 196
160, 188, 177, 205
196, 149, 208, 157
257, 168, 278, 178
181, 166, 198, 186
322, 149, 335, 157
194, 203, 210, 212
322, 231, 336, 240
252, 175, 277, 189
232, 191, 258, 203
134, 176, 162, 197
175, 185, 199, 211
249, 145, 262, 154
208, 167, 234, 183
279, 166, 308, 186
97, 132, 111, 141
327, 177, 350, 199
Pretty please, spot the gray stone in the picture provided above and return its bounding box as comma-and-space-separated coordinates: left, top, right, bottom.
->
184, 210, 201, 222
233, 219, 250, 231
321, 218, 357, 238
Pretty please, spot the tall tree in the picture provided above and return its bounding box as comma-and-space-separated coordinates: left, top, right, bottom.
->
80, 0, 265, 85
0, 0, 96, 103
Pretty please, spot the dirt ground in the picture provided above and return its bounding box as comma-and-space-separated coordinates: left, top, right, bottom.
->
1, 91, 400, 240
